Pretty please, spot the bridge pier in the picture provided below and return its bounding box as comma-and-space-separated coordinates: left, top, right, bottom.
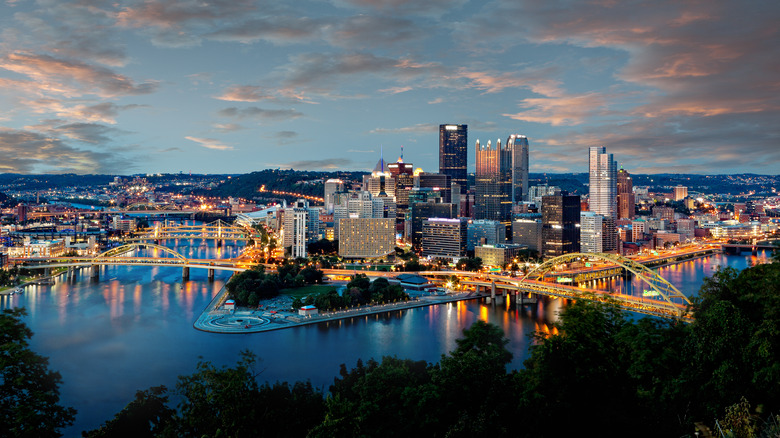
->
44, 267, 50, 277
517, 292, 538, 305
207, 268, 214, 281
90, 264, 99, 279
217, 239, 223, 248
182, 266, 190, 281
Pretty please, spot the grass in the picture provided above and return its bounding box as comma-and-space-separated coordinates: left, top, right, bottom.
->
280, 284, 339, 298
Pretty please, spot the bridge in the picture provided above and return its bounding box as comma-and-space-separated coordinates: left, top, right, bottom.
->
125, 220, 253, 243
419, 252, 693, 320
16, 243, 250, 281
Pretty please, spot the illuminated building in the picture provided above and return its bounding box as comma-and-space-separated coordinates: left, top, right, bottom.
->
507, 134, 529, 203
421, 217, 468, 260
541, 192, 580, 258
617, 168, 635, 219
324, 179, 344, 214
410, 202, 458, 251
474, 139, 512, 227
512, 218, 542, 253
467, 219, 505, 251
414, 172, 451, 203
475, 243, 527, 267
439, 124, 468, 193
580, 211, 604, 253
673, 186, 688, 201
338, 218, 395, 259
588, 146, 617, 220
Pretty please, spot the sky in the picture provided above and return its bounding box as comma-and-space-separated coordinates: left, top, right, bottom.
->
0, 0, 778, 176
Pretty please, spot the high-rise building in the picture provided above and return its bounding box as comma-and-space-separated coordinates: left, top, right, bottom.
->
512, 218, 543, 253
338, 218, 395, 259
474, 139, 512, 228
541, 193, 580, 258
588, 146, 617, 220
421, 218, 468, 260
363, 154, 396, 200
466, 219, 505, 251
602, 216, 617, 252
580, 211, 604, 253
281, 204, 307, 258
507, 135, 529, 203
439, 124, 467, 193
616, 168, 635, 220
529, 184, 561, 207
323, 179, 344, 214
410, 202, 458, 251
631, 219, 646, 242
673, 186, 688, 201
414, 172, 451, 203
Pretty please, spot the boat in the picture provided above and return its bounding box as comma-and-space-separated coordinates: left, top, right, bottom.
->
14, 287, 23, 294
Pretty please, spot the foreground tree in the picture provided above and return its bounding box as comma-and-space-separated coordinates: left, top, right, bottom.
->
0, 308, 76, 438
82, 386, 174, 438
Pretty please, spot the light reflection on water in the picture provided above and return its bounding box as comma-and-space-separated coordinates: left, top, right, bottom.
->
0, 246, 768, 437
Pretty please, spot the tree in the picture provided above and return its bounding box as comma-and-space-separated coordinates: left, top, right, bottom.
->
0, 308, 76, 438
456, 257, 483, 272
82, 386, 174, 438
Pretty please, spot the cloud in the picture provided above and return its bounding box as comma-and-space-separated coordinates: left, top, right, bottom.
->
215, 85, 274, 102
12, 1, 127, 66
267, 130, 300, 145
212, 123, 245, 133
0, 127, 130, 173
0, 52, 157, 98
281, 158, 354, 170
21, 100, 145, 124
324, 15, 425, 48
217, 106, 303, 121
332, 0, 469, 16
24, 120, 128, 144
503, 92, 609, 126
369, 123, 437, 134
185, 136, 234, 150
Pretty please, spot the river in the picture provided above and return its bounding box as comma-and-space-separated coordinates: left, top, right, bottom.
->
0, 242, 771, 436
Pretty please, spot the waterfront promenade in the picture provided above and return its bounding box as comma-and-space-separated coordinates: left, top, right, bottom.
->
194, 286, 485, 333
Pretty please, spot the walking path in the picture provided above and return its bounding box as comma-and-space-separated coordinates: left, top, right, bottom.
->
193, 286, 485, 334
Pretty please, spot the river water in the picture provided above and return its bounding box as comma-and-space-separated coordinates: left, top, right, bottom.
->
0, 241, 771, 436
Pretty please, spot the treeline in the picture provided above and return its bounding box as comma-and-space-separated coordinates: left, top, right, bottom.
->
293, 274, 409, 311
193, 169, 367, 201
226, 262, 324, 307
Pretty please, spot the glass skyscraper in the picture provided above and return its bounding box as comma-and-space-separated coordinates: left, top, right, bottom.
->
507, 134, 529, 203
588, 146, 617, 220
474, 139, 512, 228
439, 124, 467, 193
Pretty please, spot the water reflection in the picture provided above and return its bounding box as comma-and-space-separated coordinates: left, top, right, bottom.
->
0, 247, 767, 436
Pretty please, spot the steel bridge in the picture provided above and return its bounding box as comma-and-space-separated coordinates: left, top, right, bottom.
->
126, 219, 252, 242
16, 242, 249, 281
421, 252, 693, 320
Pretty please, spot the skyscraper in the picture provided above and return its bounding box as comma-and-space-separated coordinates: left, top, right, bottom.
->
589, 146, 617, 220
541, 192, 580, 258
507, 134, 529, 203
474, 139, 512, 228
616, 168, 635, 220
439, 124, 467, 193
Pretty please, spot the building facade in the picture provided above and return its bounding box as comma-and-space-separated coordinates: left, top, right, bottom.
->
580, 211, 604, 253
507, 134, 530, 203
474, 139, 512, 227
616, 168, 635, 220
512, 218, 543, 253
421, 217, 468, 260
338, 218, 395, 259
466, 219, 505, 251
588, 146, 617, 220
439, 124, 468, 193
541, 193, 581, 258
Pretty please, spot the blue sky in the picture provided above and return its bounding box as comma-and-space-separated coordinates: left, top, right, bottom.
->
0, 0, 778, 175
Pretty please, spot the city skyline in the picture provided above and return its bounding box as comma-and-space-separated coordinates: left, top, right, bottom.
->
0, 0, 778, 176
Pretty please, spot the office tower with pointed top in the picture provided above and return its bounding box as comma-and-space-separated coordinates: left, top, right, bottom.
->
439, 124, 467, 193
507, 134, 529, 203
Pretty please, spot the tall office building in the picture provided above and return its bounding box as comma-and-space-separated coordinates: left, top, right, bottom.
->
466, 219, 505, 251
507, 134, 529, 203
673, 186, 688, 201
616, 168, 635, 220
439, 124, 468, 193
541, 192, 580, 258
588, 146, 617, 220
281, 206, 307, 258
474, 139, 512, 227
580, 211, 604, 253
324, 179, 344, 215
421, 218, 468, 260
414, 172, 451, 203
363, 154, 395, 200
410, 202, 458, 251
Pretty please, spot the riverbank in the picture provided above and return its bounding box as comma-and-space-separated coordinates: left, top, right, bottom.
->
193, 286, 486, 334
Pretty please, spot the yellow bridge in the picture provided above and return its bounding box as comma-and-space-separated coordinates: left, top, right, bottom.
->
126, 219, 253, 242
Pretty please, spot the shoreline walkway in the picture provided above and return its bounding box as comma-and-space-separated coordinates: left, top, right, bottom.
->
193, 287, 486, 334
